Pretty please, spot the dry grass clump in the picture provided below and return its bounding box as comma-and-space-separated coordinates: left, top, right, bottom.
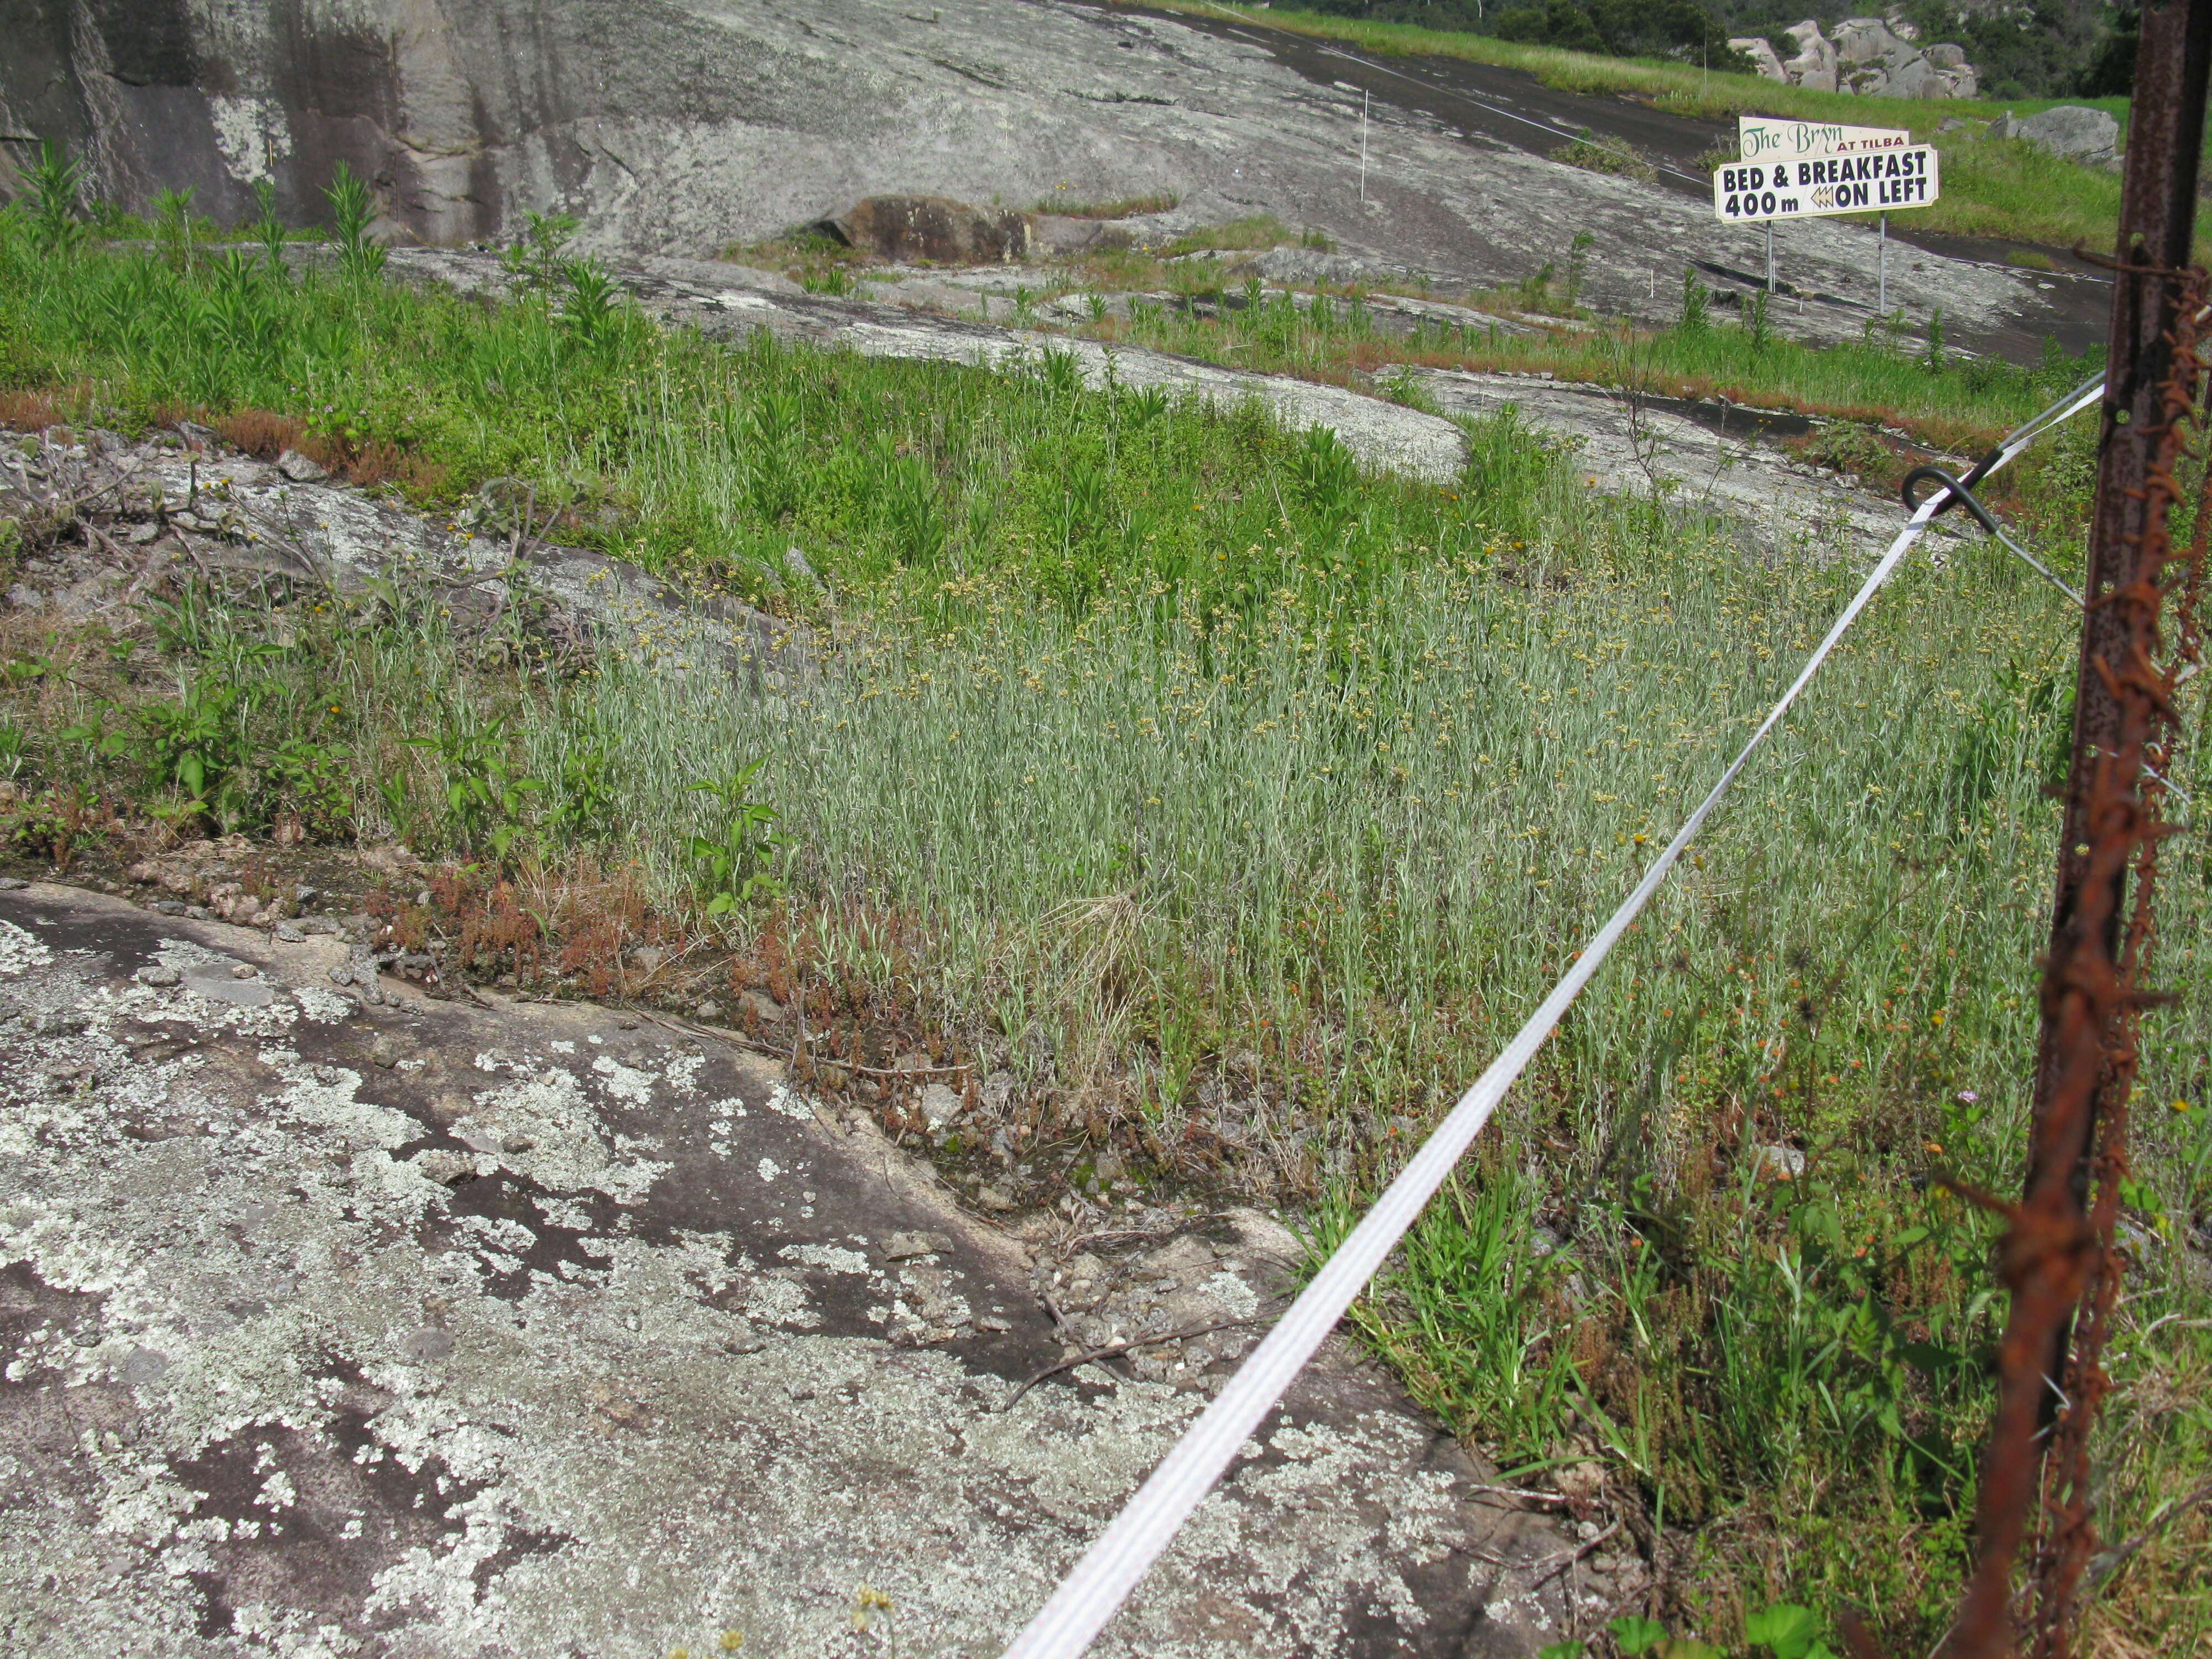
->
211, 407, 307, 459
0, 389, 65, 430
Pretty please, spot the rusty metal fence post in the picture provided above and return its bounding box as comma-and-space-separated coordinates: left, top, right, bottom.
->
1940, 4, 2212, 1656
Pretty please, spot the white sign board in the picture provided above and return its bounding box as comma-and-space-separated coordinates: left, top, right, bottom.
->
1738, 116, 1910, 162
1713, 145, 1939, 222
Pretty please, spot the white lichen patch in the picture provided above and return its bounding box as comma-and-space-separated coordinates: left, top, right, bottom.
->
151, 937, 246, 973
764, 1082, 818, 1121
290, 985, 353, 1022
741, 1274, 817, 1329
589, 1052, 656, 1105
261, 1046, 417, 1152
1199, 1268, 1261, 1321
531, 1194, 597, 1233
780, 1243, 870, 1275
469, 1067, 667, 1203
0, 919, 54, 975
206, 93, 290, 184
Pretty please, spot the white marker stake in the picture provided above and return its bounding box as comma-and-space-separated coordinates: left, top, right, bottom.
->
1879, 210, 1888, 315
1766, 222, 1775, 293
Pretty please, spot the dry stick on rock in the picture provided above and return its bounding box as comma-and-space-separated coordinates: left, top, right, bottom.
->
1524, 1518, 1623, 1589
1000, 1313, 1272, 1412
625, 1004, 787, 1059
1037, 1288, 1080, 1342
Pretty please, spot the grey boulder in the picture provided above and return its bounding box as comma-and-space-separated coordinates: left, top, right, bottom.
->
1782, 21, 1842, 93
1731, 37, 1787, 81
2005, 105, 2122, 171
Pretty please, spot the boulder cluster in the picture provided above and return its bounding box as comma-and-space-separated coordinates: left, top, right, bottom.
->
1730, 14, 1980, 98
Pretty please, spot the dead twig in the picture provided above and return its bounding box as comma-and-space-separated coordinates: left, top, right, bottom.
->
1038, 1288, 1078, 1340
1524, 1519, 1623, 1589
625, 1004, 786, 1058
1001, 1313, 1271, 1412
2084, 1474, 2212, 1594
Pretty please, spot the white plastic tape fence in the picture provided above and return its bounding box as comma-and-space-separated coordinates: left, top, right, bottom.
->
998, 371, 2109, 1659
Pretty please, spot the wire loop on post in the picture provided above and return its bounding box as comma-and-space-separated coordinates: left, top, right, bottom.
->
1902, 465, 2087, 609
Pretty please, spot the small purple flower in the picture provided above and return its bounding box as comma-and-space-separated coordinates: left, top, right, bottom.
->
1957, 1089, 1979, 1103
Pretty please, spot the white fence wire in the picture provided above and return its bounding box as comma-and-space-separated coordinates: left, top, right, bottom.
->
998, 371, 2111, 1659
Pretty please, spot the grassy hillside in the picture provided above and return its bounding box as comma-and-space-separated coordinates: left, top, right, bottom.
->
1, 198, 2207, 1651
1150, 1, 2190, 257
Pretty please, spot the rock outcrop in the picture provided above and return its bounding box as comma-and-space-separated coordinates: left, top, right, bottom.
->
1782, 19, 1845, 91
1743, 14, 1979, 98
1731, 36, 1790, 81
0, 881, 1613, 1655
809, 195, 1037, 264
1991, 104, 2122, 170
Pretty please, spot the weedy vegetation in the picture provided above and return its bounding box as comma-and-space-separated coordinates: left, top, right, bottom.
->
0, 149, 2207, 1654
1067, 259, 2100, 472
1550, 131, 1658, 185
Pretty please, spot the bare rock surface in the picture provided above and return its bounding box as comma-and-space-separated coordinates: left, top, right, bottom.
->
0, 425, 807, 684
0, 883, 1626, 1655
1993, 105, 2122, 171
1744, 18, 1979, 98
1402, 367, 1965, 557
4, 0, 2063, 348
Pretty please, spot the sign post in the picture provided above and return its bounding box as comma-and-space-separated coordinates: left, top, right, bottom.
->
1718, 117, 1937, 310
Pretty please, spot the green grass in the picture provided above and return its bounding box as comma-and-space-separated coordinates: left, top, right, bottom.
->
1, 206, 2208, 1651
1081, 274, 2096, 465
1026, 190, 1182, 220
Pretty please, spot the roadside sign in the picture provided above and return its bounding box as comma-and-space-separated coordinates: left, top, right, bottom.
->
1738, 116, 1908, 162
1713, 145, 1938, 222
1719, 116, 1932, 309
